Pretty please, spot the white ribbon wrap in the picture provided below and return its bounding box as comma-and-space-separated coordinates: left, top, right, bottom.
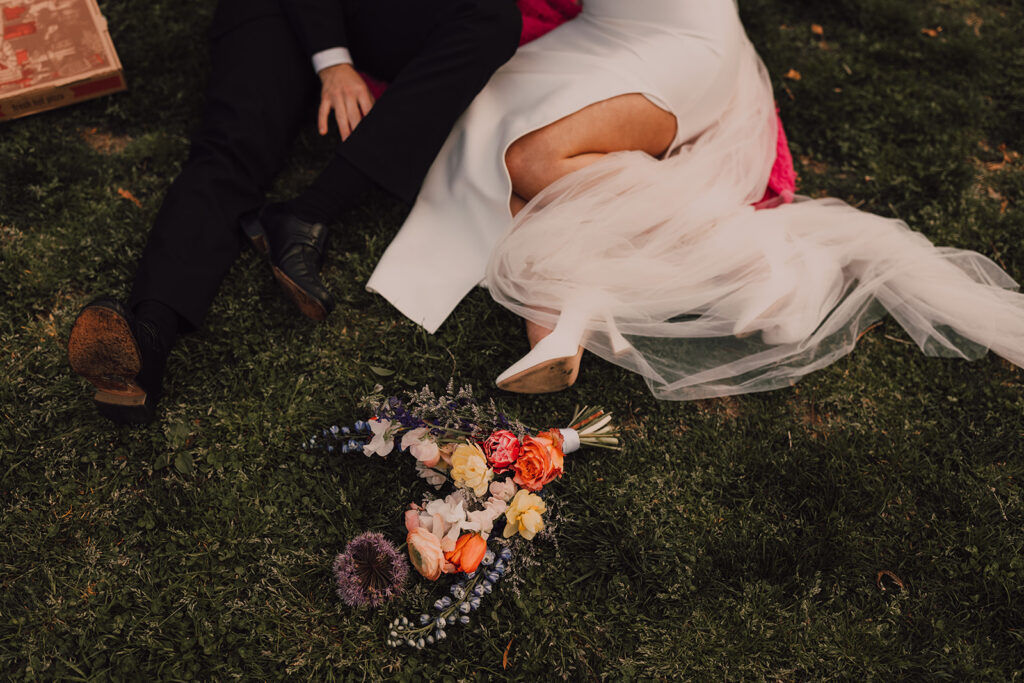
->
558, 428, 581, 454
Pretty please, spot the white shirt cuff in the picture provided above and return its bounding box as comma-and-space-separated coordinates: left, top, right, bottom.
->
312, 47, 353, 74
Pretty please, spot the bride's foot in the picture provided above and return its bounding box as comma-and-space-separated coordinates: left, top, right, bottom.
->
526, 319, 553, 347
496, 314, 585, 394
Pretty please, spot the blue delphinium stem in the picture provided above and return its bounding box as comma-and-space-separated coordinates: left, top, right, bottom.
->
304, 420, 374, 453
386, 545, 513, 648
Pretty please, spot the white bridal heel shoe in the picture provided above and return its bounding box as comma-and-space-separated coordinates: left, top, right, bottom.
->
495, 308, 588, 393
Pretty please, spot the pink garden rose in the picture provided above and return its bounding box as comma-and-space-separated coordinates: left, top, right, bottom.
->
482, 430, 522, 472
406, 528, 445, 580
489, 479, 517, 503
404, 509, 421, 533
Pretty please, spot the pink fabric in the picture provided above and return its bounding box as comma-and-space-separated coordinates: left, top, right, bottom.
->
362, 72, 389, 100
517, 0, 582, 44
755, 111, 797, 209
361, 72, 388, 100
359, 0, 797, 207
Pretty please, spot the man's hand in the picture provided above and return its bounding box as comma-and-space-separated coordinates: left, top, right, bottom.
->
317, 63, 375, 141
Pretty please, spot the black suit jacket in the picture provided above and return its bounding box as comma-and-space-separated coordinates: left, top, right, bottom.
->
281, 0, 348, 56
210, 0, 346, 57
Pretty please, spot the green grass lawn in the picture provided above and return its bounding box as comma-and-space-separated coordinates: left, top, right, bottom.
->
2, 0, 1023, 679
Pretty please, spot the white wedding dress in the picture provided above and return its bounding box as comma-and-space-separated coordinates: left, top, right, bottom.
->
368, 0, 1024, 400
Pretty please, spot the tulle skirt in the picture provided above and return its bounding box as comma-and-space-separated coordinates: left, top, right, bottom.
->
485, 24, 1024, 400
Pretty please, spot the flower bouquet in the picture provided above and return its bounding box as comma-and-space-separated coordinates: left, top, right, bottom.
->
308, 384, 619, 648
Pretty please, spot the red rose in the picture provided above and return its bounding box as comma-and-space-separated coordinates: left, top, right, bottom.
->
482, 430, 522, 472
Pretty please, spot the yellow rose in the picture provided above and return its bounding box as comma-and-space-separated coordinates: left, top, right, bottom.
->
450, 443, 494, 497
503, 489, 547, 540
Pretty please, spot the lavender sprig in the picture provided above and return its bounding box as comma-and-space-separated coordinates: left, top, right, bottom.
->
364, 384, 530, 439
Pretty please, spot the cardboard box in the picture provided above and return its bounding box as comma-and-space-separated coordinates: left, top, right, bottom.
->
0, 0, 124, 121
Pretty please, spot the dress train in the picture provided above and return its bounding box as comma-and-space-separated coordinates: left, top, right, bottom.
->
485, 34, 1024, 400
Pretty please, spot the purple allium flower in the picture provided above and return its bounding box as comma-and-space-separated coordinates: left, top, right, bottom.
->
332, 532, 409, 608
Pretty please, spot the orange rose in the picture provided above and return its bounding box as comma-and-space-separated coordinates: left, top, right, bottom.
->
444, 533, 488, 574
512, 430, 565, 492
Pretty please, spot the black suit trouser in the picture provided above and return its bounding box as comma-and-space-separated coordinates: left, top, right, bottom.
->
130, 0, 521, 329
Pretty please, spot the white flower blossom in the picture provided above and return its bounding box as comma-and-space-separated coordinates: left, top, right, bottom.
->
484, 496, 509, 517
401, 428, 441, 466
415, 461, 448, 489
461, 496, 508, 537
364, 418, 396, 457
420, 492, 470, 549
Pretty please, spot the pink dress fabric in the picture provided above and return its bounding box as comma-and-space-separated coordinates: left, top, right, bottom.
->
518, 0, 582, 43
756, 110, 797, 208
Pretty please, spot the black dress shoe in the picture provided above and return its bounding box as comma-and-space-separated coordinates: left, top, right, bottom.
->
67, 298, 167, 425
244, 204, 335, 321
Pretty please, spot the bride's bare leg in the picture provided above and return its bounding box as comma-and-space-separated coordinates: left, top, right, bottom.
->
505, 93, 677, 205
510, 192, 527, 217
525, 319, 552, 347
506, 94, 677, 346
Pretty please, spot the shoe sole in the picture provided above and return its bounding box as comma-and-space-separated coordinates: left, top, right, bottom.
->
496, 347, 584, 394
272, 266, 330, 322
243, 213, 331, 322
68, 305, 152, 423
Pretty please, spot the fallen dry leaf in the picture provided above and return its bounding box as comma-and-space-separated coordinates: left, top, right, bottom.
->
784, 68, 802, 81
876, 570, 906, 593
965, 13, 983, 37
799, 155, 828, 174
977, 144, 1020, 171
921, 26, 943, 37
117, 187, 143, 209
986, 187, 1010, 214
81, 127, 130, 154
